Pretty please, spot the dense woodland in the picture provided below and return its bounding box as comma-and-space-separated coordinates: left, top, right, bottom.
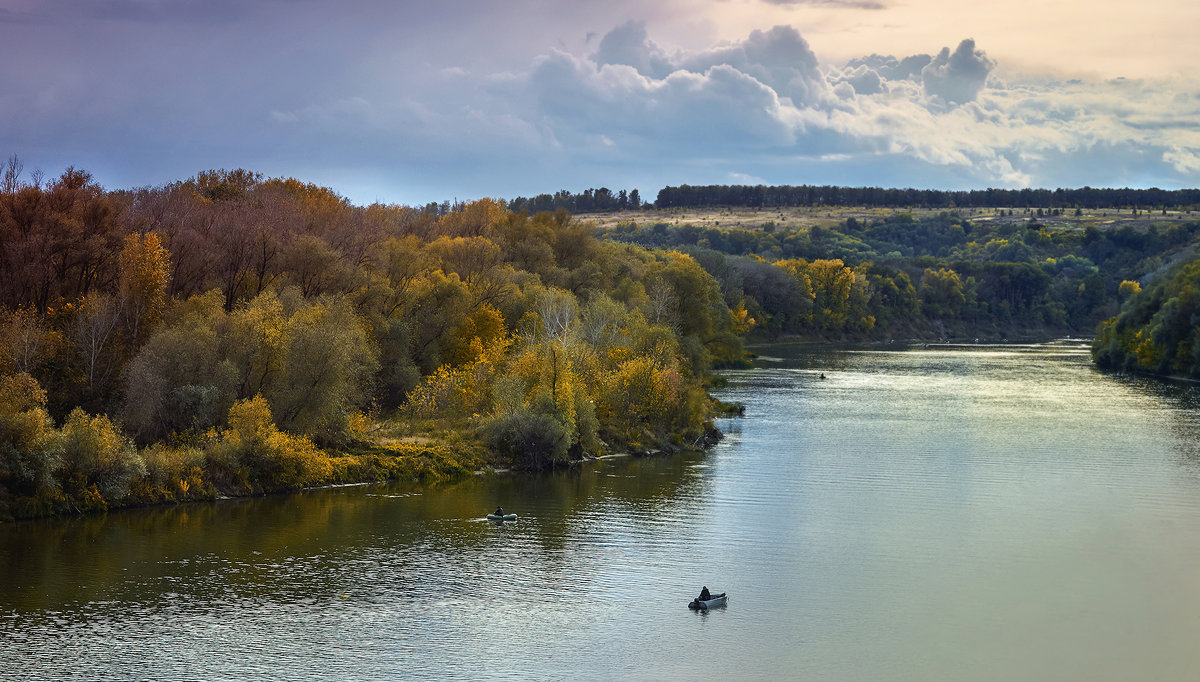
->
596, 212, 1200, 341
508, 187, 645, 215
0, 162, 742, 520
509, 184, 1200, 214
654, 184, 1200, 211
5, 157, 1200, 520
1094, 260, 1200, 378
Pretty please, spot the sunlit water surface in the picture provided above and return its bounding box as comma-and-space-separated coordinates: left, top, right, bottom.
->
5, 341, 1200, 680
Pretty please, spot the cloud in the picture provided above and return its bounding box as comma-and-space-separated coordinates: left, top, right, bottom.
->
921, 38, 996, 105
592, 20, 675, 79
5, 8, 1199, 205
503, 23, 1200, 193
834, 64, 885, 96
679, 26, 827, 104
729, 171, 769, 184
761, 0, 886, 8
589, 23, 828, 105
1165, 147, 1200, 174
847, 54, 931, 81
528, 49, 796, 152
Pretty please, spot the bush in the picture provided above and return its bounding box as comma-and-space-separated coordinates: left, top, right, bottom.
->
206, 396, 333, 492
130, 443, 212, 503
0, 373, 62, 497
478, 404, 569, 471
59, 408, 146, 504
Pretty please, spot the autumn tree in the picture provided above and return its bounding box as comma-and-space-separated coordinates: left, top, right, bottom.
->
0, 307, 59, 375
267, 296, 378, 442
58, 408, 145, 507
0, 373, 62, 499
118, 231, 172, 350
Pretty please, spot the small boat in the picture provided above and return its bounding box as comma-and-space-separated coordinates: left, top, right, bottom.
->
486, 513, 518, 521
687, 593, 727, 610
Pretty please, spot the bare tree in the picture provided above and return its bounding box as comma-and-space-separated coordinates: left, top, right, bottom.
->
2, 154, 22, 194
537, 287, 576, 347
2, 307, 55, 373
72, 293, 121, 388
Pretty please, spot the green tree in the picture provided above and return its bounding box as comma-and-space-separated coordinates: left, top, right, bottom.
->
919, 268, 966, 318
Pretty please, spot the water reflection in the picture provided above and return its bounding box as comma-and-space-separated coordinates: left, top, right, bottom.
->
7, 341, 1200, 680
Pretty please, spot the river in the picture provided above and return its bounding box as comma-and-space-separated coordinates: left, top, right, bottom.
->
4, 340, 1200, 680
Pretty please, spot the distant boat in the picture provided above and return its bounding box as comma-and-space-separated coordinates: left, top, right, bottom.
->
688, 592, 727, 610
486, 513, 518, 521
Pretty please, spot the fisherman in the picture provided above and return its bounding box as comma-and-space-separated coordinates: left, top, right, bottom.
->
699, 586, 711, 601
495, 506, 504, 517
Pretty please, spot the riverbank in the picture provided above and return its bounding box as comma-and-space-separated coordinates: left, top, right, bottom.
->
0, 407, 727, 523
13, 342, 1200, 680
0, 437, 487, 523
745, 326, 1091, 350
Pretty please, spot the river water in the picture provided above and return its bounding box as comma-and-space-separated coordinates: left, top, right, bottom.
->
5, 340, 1200, 680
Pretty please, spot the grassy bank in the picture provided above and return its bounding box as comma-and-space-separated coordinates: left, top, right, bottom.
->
0, 381, 488, 522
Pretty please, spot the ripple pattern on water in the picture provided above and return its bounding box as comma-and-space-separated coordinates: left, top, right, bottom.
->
6, 341, 1200, 680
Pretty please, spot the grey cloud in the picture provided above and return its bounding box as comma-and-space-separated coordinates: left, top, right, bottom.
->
592, 20, 675, 79
509, 26, 1200, 192
0, 0, 267, 25
835, 65, 885, 95
921, 38, 995, 104
679, 25, 827, 104
528, 49, 795, 152
833, 81, 856, 100
589, 23, 828, 105
847, 53, 931, 81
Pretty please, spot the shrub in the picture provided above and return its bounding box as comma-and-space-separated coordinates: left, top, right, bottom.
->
130, 443, 212, 503
207, 396, 332, 492
478, 395, 570, 471
59, 408, 146, 504
0, 373, 62, 496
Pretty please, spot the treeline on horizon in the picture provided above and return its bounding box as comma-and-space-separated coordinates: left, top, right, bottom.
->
0, 160, 744, 520
653, 184, 1200, 210
509, 184, 1200, 213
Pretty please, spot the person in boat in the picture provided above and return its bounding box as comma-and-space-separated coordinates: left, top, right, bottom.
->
698, 586, 711, 601
494, 506, 504, 517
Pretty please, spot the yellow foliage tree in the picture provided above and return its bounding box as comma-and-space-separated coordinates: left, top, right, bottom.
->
806, 259, 854, 329
118, 231, 172, 349
0, 372, 62, 495
59, 408, 145, 505
442, 304, 507, 366
435, 198, 508, 238
1118, 280, 1142, 299
211, 395, 330, 491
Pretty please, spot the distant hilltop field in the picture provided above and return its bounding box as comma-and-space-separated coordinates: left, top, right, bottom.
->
574, 204, 1195, 235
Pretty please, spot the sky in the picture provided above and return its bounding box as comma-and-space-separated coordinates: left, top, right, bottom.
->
2, 0, 1199, 206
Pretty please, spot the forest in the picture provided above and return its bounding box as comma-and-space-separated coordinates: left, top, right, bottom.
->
1093, 259, 1200, 378
0, 162, 743, 520
652, 184, 1200, 211
5, 157, 1200, 521
508, 183, 1200, 214
594, 211, 1200, 341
